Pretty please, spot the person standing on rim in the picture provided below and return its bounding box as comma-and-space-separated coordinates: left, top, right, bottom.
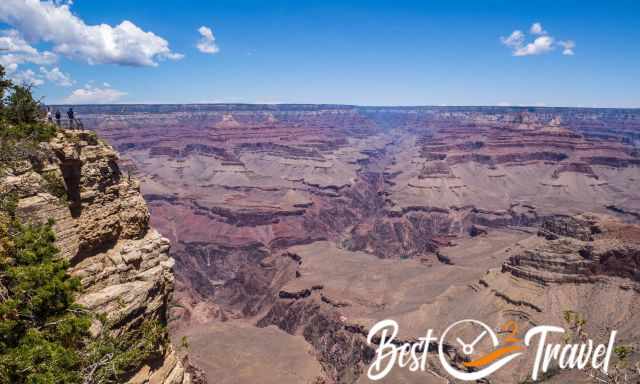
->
55, 109, 61, 126
67, 107, 75, 129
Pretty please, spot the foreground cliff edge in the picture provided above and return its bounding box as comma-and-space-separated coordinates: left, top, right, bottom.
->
1, 117, 204, 382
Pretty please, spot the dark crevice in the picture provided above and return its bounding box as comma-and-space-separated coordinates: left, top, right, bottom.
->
60, 159, 82, 217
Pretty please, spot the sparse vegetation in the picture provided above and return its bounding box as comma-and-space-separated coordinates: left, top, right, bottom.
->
0, 65, 56, 143
0, 64, 58, 179
563, 310, 640, 383
81, 316, 168, 384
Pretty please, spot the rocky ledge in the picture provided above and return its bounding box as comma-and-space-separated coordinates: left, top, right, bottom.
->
504, 213, 640, 285
1, 129, 203, 384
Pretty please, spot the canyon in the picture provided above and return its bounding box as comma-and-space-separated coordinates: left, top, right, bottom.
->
69, 104, 640, 383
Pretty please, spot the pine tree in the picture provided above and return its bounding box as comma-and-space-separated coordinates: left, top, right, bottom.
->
0, 220, 90, 384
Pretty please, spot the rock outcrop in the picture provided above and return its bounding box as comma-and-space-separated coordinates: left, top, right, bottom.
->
505, 213, 640, 285
1, 129, 201, 384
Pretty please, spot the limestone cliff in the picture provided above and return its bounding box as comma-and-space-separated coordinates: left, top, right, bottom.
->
1, 129, 201, 384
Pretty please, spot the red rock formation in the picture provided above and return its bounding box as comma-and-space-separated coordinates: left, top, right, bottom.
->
70, 104, 640, 383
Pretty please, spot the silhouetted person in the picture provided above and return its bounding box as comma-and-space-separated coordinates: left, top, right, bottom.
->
46, 107, 52, 123
67, 108, 75, 129
55, 110, 61, 126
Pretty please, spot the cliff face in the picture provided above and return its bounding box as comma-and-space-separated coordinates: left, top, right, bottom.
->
2, 129, 198, 384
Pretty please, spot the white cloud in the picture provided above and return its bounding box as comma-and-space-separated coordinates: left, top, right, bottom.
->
500, 30, 524, 48
64, 84, 126, 104
0, 0, 182, 67
39, 66, 73, 86
558, 40, 575, 55
196, 26, 219, 54
0, 28, 38, 54
0, 29, 57, 71
530, 22, 546, 35
11, 68, 44, 86
514, 35, 554, 56
497, 101, 512, 107
1, 29, 77, 87
501, 23, 574, 57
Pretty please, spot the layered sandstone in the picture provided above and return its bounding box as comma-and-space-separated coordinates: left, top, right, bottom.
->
1, 129, 201, 384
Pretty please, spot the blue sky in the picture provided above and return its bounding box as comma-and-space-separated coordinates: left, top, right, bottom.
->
1, 0, 639, 107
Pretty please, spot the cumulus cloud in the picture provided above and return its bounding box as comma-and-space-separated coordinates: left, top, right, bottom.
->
500, 30, 524, 49
0, 29, 79, 87
0, 0, 182, 67
514, 35, 554, 56
196, 26, 219, 54
558, 40, 575, 56
0, 28, 38, 54
501, 22, 574, 57
0, 29, 57, 71
530, 22, 546, 35
64, 83, 126, 104
40, 66, 73, 86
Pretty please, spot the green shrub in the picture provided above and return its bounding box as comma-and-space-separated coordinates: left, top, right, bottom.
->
0, 218, 167, 383
0, 64, 57, 144
84, 318, 167, 383
0, 219, 88, 384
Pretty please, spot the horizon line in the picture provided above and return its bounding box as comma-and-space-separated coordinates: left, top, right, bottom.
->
48, 102, 640, 110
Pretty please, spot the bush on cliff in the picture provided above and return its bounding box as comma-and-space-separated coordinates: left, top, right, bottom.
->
0, 217, 89, 383
0, 198, 167, 384
0, 64, 58, 179
0, 65, 56, 143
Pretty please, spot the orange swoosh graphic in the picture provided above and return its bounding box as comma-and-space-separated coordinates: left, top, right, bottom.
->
463, 345, 524, 368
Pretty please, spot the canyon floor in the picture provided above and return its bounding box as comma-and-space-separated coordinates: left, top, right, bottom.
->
74, 104, 640, 383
